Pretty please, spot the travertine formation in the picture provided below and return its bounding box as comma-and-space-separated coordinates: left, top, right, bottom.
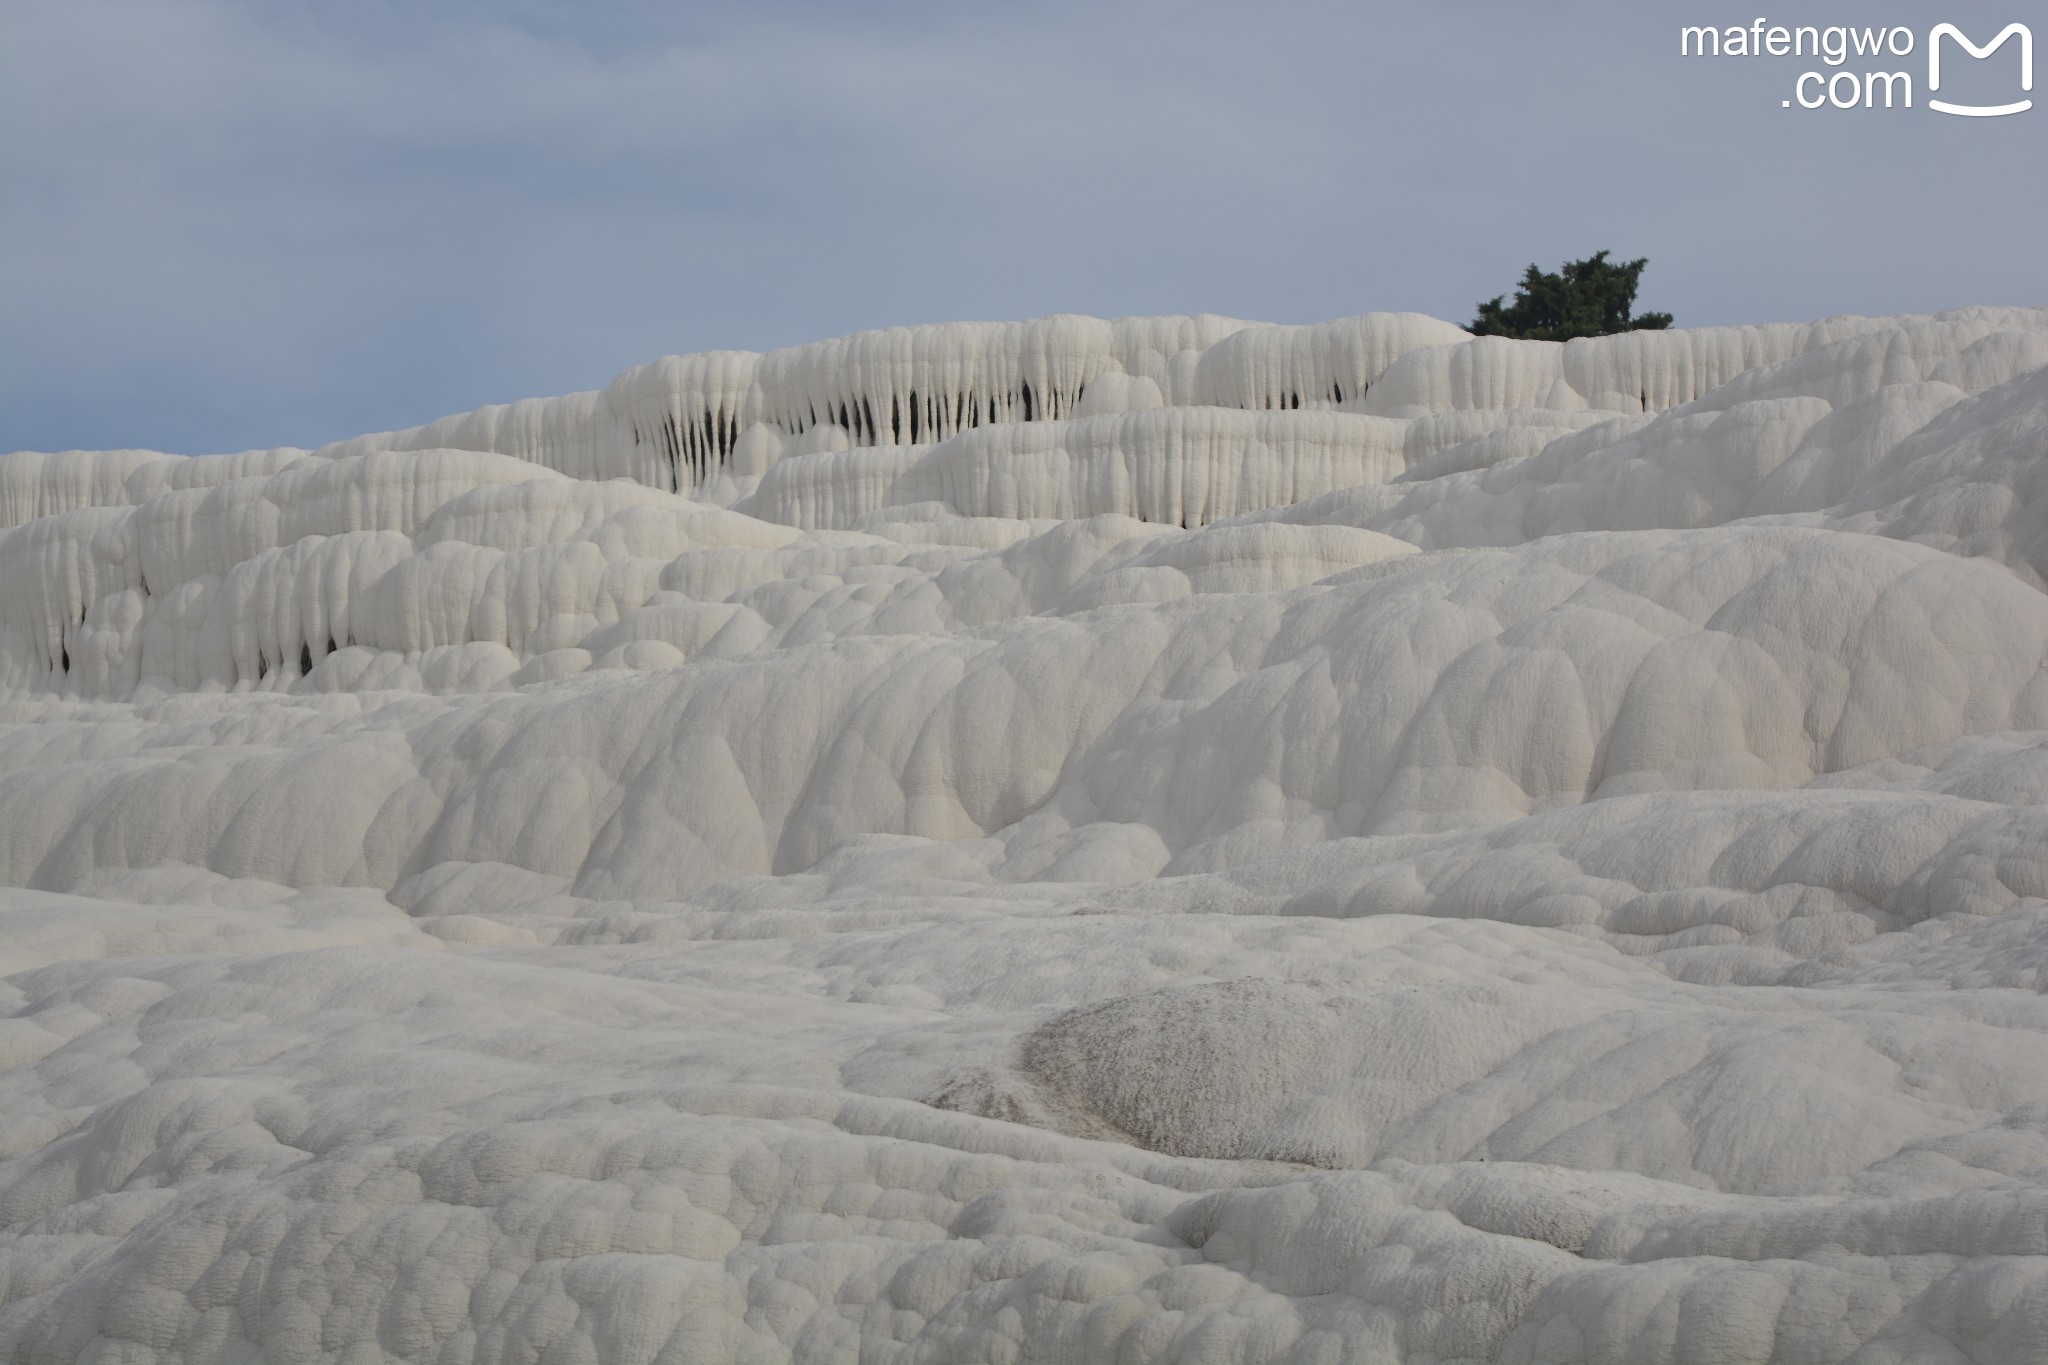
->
3, 306, 2047, 1363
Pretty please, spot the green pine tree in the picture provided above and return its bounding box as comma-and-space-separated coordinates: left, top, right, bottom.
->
1471, 251, 1673, 341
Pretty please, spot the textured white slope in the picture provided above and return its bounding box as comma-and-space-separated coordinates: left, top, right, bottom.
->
3, 306, 2048, 1364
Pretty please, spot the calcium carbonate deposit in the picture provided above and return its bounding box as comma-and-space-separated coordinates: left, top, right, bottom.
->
4, 305, 2048, 1363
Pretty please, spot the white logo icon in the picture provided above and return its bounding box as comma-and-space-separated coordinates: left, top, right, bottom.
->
1928, 22, 2032, 116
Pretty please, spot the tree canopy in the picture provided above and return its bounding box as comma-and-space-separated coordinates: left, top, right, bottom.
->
1470, 251, 1673, 341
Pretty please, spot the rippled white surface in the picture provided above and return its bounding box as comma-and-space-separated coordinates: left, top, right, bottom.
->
4, 306, 2047, 1363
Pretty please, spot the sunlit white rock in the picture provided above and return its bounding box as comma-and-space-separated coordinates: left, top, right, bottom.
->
3, 305, 2047, 1363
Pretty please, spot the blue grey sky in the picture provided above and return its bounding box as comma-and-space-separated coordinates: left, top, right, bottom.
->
4, 0, 2043, 454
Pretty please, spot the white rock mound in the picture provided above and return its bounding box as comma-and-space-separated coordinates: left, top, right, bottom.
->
2, 305, 2047, 1364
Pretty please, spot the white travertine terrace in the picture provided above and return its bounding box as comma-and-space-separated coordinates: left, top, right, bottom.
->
3, 305, 2048, 1363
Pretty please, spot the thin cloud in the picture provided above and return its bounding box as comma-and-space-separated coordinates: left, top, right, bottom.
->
4, 0, 2042, 453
